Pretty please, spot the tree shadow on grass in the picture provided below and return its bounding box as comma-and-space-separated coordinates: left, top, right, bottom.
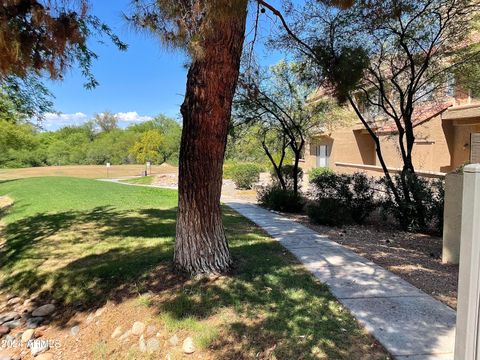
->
0, 206, 180, 318
0, 207, 385, 358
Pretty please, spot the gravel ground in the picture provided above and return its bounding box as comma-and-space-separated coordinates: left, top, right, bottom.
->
283, 213, 459, 309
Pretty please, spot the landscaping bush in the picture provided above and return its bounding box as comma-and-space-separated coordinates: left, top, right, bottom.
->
230, 163, 261, 189
350, 173, 377, 224
306, 198, 349, 226
308, 171, 377, 225
258, 185, 305, 213
379, 174, 445, 235
308, 167, 334, 182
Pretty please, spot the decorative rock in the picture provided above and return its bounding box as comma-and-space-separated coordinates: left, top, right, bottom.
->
0, 326, 10, 336
31, 304, 55, 317
0, 312, 19, 324
94, 308, 104, 317
70, 325, 80, 337
26, 317, 44, 329
21, 329, 35, 343
146, 337, 160, 353
111, 326, 123, 339
85, 313, 94, 324
146, 325, 156, 337
182, 337, 195, 354
0, 354, 11, 360
169, 335, 178, 346
131, 321, 145, 336
30, 339, 49, 356
36, 354, 54, 360
119, 330, 131, 342
6, 297, 22, 306
3, 319, 24, 329
139, 335, 146, 353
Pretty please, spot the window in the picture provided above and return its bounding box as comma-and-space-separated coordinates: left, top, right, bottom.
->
315, 144, 329, 167
471, 133, 480, 164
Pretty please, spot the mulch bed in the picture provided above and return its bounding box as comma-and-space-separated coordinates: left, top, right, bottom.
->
282, 212, 459, 309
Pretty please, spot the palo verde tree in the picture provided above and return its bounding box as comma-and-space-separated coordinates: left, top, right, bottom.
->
235, 60, 328, 195
269, 0, 480, 230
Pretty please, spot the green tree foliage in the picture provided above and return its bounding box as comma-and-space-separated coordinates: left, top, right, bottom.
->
130, 130, 165, 164
235, 60, 344, 195
0, 74, 54, 124
0, 115, 181, 168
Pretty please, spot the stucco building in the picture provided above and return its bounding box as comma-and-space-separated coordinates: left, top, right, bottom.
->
303, 90, 480, 178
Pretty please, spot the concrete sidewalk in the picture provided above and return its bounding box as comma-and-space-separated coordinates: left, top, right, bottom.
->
226, 201, 456, 360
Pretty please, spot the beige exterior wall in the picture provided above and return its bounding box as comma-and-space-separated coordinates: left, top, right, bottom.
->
304, 113, 480, 177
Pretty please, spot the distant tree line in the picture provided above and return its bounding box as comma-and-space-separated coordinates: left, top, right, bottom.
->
0, 113, 181, 168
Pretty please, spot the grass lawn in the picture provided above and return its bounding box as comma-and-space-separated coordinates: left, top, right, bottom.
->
120, 175, 155, 185
0, 177, 387, 359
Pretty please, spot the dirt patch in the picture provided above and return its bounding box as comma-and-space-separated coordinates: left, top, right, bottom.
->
0, 196, 13, 210
283, 213, 459, 309
0, 164, 178, 181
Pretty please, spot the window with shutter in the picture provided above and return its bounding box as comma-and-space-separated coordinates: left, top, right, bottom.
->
471, 133, 480, 164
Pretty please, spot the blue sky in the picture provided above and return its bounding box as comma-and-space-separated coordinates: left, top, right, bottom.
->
44, 0, 286, 130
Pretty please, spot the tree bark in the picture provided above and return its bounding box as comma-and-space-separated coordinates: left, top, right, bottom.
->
174, 1, 248, 275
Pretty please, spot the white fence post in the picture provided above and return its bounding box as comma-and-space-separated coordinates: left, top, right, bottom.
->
455, 164, 480, 360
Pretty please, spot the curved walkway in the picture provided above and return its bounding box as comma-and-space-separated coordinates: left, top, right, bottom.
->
225, 201, 456, 360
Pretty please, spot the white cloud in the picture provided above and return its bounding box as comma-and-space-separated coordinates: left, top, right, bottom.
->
41, 111, 154, 131
43, 112, 88, 130
114, 112, 153, 123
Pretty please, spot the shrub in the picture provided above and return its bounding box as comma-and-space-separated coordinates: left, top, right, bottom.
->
308, 171, 376, 225
306, 198, 350, 226
379, 174, 445, 234
258, 185, 305, 213
308, 167, 334, 182
230, 163, 261, 189
350, 173, 377, 224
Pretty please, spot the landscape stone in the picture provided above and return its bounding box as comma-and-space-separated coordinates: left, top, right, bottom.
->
169, 335, 178, 346
119, 330, 131, 342
3, 319, 24, 329
182, 337, 195, 354
0, 312, 19, 324
0, 354, 11, 360
0, 326, 10, 336
21, 329, 35, 343
139, 335, 146, 353
6, 297, 22, 306
30, 339, 49, 356
145, 325, 156, 337
146, 337, 160, 353
94, 308, 104, 317
31, 304, 55, 317
26, 317, 44, 329
131, 321, 145, 336
70, 325, 80, 337
111, 326, 123, 339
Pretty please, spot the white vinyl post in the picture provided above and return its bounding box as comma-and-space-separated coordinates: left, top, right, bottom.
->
455, 164, 480, 360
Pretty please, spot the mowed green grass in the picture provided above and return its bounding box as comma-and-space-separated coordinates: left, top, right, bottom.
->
120, 175, 155, 185
0, 177, 387, 359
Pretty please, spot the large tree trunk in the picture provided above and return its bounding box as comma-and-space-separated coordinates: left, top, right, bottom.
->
174, 1, 248, 275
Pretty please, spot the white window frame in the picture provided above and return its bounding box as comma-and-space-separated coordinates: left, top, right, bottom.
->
315, 144, 329, 168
